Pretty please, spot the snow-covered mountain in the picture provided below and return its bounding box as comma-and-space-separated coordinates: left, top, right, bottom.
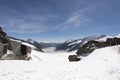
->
27, 39, 62, 52
56, 35, 106, 52
76, 35, 120, 56
56, 39, 82, 51
27, 34, 120, 53
27, 35, 107, 52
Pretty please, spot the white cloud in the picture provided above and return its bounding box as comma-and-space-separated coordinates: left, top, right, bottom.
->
0, 6, 91, 34
53, 7, 91, 30
2, 14, 55, 34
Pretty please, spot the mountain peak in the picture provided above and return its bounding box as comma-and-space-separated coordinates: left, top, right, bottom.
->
64, 39, 73, 43
27, 39, 35, 43
116, 34, 120, 38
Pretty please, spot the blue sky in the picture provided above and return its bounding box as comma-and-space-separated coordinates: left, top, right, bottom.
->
0, 0, 120, 42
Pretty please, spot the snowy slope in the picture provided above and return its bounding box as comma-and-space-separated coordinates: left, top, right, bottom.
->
42, 47, 56, 53
0, 45, 120, 80
116, 34, 120, 38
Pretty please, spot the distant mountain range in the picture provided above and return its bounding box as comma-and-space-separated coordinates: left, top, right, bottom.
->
27, 35, 109, 52
56, 35, 107, 51
8, 34, 120, 53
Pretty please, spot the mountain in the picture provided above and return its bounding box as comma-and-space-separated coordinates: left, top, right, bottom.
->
26, 34, 120, 54
56, 35, 106, 52
27, 39, 62, 52
27, 35, 107, 52
56, 39, 82, 51
76, 36, 120, 56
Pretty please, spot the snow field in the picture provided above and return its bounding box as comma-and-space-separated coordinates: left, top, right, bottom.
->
0, 45, 120, 80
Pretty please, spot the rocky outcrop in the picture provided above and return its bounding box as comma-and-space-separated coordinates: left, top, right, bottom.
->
0, 27, 32, 60
7, 39, 32, 60
68, 55, 81, 62
0, 27, 9, 43
0, 27, 10, 57
76, 37, 120, 56
106, 37, 120, 46
76, 40, 106, 56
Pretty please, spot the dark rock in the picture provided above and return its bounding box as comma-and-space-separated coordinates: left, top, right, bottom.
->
0, 27, 9, 43
76, 37, 120, 56
68, 55, 81, 62
76, 40, 106, 56
0, 27, 9, 57
106, 37, 120, 46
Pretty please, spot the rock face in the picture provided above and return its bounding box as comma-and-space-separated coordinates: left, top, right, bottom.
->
0, 43, 8, 57
0, 27, 32, 60
76, 40, 106, 56
76, 37, 120, 56
0, 27, 8, 43
106, 38, 120, 46
0, 27, 9, 57
6, 39, 32, 60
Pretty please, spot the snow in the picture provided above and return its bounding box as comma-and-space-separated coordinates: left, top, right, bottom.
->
95, 36, 114, 42
95, 37, 107, 42
68, 40, 82, 46
42, 47, 56, 53
65, 39, 73, 43
66, 45, 76, 51
9, 38, 21, 42
22, 42, 37, 50
0, 45, 120, 80
116, 34, 120, 38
